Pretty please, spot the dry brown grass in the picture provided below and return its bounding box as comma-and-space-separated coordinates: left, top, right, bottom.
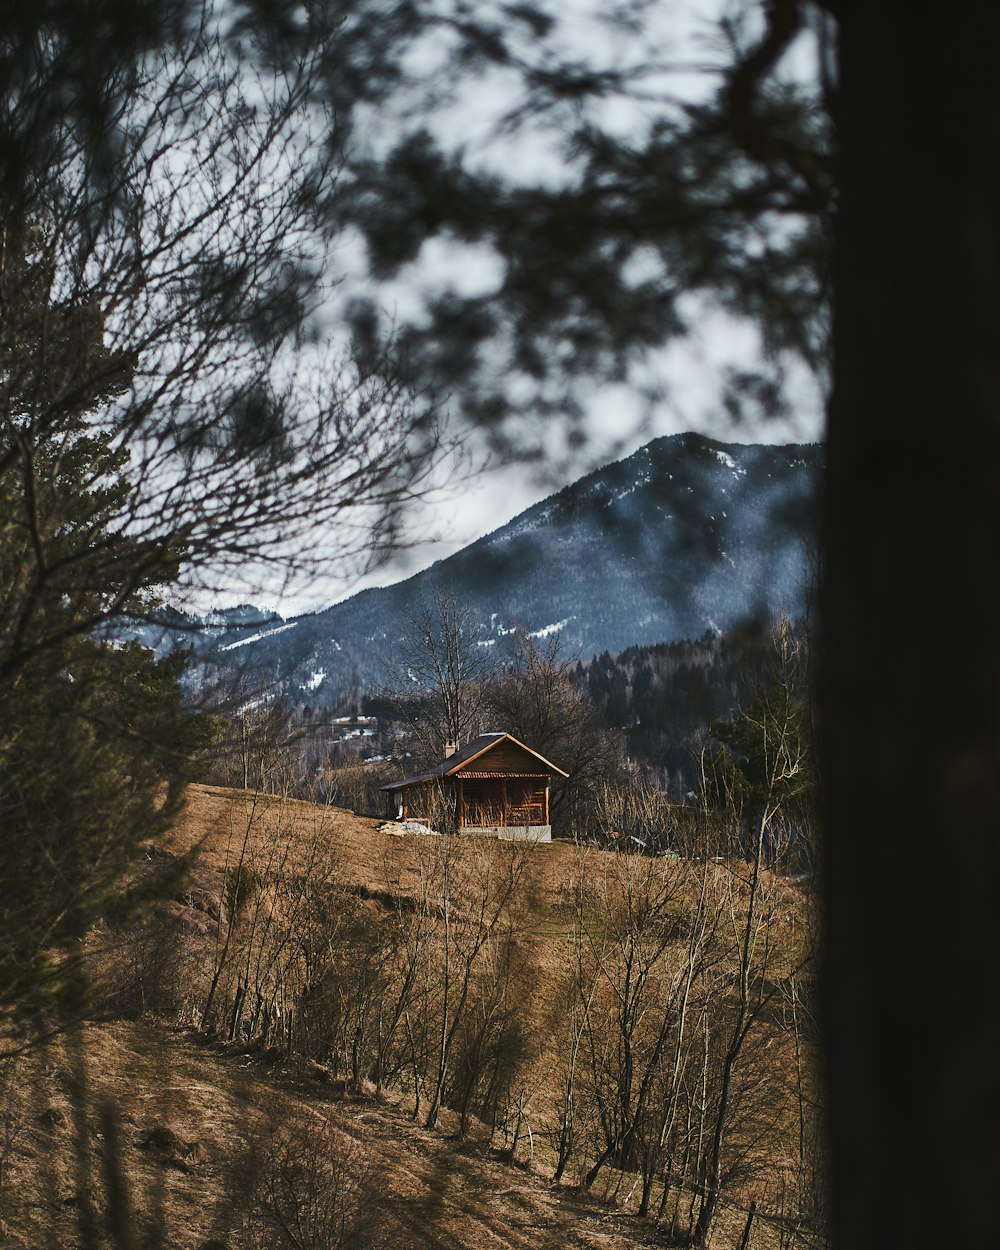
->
1, 1017, 676, 1250
0, 784, 816, 1250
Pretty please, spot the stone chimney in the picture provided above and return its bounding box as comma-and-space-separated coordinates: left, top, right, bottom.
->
444, 740, 459, 758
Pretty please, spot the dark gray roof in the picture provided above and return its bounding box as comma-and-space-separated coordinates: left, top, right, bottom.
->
381, 732, 567, 792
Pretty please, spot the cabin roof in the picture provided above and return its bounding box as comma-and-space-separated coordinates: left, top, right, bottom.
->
380, 732, 568, 792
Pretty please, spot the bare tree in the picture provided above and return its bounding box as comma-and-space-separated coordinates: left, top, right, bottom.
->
486, 632, 625, 837
689, 825, 813, 1247
445, 911, 530, 1141
0, 7, 449, 692
549, 848, 603, 1184
576, 851, 723, 1199
422, 834, 530, 1131
200, 787, 339, 1048
381, 583, 495, 767
205, 681, 307, 795
544, 797, 817, 1243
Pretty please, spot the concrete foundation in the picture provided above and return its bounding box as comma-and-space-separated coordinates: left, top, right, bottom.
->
462, 824, 552, 843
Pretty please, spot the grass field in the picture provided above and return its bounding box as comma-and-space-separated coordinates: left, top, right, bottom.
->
0, 784, 820, 1250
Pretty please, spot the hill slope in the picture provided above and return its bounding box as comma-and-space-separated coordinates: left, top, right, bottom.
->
9, 1017, 673, 1250
3, 784, 817, 1250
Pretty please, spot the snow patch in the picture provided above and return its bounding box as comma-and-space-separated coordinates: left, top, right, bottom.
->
529, 617, 572, 639
237, 695, 269, 714
220, 622, 298, 651
712, 448, 746, 478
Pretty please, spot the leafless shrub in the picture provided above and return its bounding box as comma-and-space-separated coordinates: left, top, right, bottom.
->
238, 1108, 382, 1250
94, 912, 193, 1021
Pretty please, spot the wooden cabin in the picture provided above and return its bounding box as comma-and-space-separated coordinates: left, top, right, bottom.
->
380, 733, 568, 842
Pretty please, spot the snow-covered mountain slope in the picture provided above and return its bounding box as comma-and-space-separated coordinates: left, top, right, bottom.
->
148, 432, 822, 706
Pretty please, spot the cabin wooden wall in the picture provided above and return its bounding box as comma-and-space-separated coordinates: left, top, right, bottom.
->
461, 741, 547, 774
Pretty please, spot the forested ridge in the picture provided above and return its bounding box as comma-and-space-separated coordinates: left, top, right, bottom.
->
578, 623, 805, 786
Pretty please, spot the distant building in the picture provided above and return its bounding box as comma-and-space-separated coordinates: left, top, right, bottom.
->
380, 733, 567, 842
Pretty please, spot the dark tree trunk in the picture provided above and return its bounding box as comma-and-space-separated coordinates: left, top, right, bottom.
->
821, 6, 1000, 1248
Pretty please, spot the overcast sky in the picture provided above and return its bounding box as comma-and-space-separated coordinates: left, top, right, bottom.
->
220, 1, 827, 618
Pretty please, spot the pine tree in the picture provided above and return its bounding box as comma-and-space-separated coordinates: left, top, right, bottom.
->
700, 620, 815, 863
0, 225, 207, 1024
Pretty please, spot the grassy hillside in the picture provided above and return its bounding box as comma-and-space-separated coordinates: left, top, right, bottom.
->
0, 786, 822, 1250
4, 1017, 678, 1250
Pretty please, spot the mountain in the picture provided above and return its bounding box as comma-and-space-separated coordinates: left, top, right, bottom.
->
151, 432, 822, 707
